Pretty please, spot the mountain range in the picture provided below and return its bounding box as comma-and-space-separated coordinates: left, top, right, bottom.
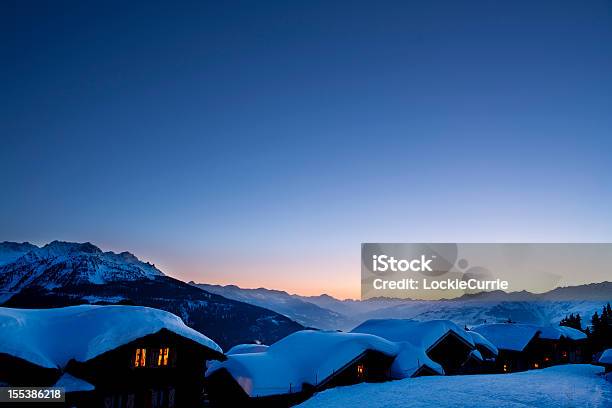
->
194, 281, 612, 331
1, 240, 611, 344
0, 241, 304, 349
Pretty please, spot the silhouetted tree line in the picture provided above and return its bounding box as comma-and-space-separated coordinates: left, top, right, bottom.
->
560, 302, 612, 355
559, 313, 581, 330
589, 302, 612, 353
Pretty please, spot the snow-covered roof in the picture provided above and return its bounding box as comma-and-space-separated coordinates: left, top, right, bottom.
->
227, 344, 269, 355
471, 323, 586, 352
54, 373, 95, 393
467, 331, 498, 356
599, 349, 612, 365
554, 326, 587, 341
0, 305, 222, 369
351, 319, 475, 352
471, 324, 539, 352
350, 319, 477, 378
206, 330, 398, 397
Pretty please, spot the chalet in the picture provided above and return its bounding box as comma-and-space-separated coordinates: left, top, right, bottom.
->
351, 319, 478, 375
0, 305, 224, 408
597, 349, 612, 373
471, 323, 587, 373
205, 330, 398, 406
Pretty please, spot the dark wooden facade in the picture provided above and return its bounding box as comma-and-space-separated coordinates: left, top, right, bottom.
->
426, 331, 475, 375
1, 329, 223, 408
68, 329, 223, 408
494, 337, 587, 374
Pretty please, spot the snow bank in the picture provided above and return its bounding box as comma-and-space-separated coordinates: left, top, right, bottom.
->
54, 373, 95, 393
299, 364, 611, 408
599, 349, 612, 365
227, 344, 269, 355
0, 305, 222, 369
472, 323, 586, 352
207, 330, 398, 397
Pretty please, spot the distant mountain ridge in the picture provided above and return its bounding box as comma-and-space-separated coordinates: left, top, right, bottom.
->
193, 283, 350, 330
0, 241, 304, 349
194, 281, 612, 331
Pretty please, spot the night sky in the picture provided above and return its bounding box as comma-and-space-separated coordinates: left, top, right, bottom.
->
2, 1, 612, 298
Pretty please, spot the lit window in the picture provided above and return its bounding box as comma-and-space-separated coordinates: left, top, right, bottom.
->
134, 348, 147, 367
157, 348, 170, 366
356, 364, 364, 377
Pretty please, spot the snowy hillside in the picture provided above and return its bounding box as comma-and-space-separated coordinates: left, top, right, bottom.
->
357, 299, 610, 329
0, 241, 164, 293
194, 283, 350, 330
299, 365, 612, 408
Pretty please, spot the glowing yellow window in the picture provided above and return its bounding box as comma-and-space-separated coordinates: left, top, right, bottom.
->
158, 348, 170, 366
134, 348, 147, 367
356, 364, 364, 377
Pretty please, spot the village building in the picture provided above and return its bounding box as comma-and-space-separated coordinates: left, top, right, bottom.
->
0, 305, 224, 408
205, 330, 398, 406
471, 323, 587, 373
351, 319, 480, 375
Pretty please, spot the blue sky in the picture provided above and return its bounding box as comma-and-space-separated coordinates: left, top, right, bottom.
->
2, 1, 612, 298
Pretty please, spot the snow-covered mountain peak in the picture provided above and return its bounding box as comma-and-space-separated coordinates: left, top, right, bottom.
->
39, 241, 103, 257
0, 241, 164, 293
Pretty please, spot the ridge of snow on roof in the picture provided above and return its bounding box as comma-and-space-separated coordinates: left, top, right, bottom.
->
227, 344, 269, 355
471, 323, 586, 352
467, 331, 499, 356
0, 305, 222, 369
599, 349, 612, 365
350, 319, 475, 352
206, 330, 398, 398
389, 342, 444, 378
54, 373, 95, 393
